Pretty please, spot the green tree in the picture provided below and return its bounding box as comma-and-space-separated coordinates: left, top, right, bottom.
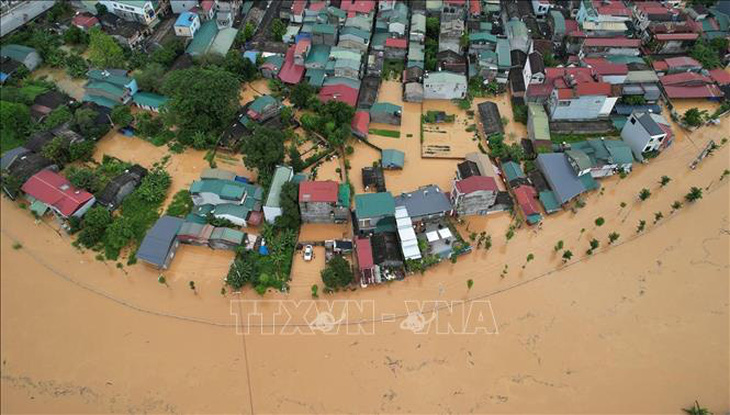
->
321, 255, 354, 288
68, 141, 95, 162
63, 25, 88, 45
683, 108, 707, 127
287, 144, 304, 172
166, 190, 194, 217
162, 67, 240, 135
66, 166, 99, 192
223, 49, 258, 82
43, 105, 73, 129
0, 101, 31, 150
636, 219, 646, 233
594, 217, 605, 227
685, 186, 703, 202
588, 238, 599, 254
659, 175, 671, 187
78, 206, 112, 248
95, 2, 108, 15
554, 240, 564, 252
311, 284, 319, 298
134, 62, 166, 93
290, 83, 315, 109
65, 53, 89, 78
690, 39, 722, 69
608, 232, 620, 244
226, 254, 257, 290
654, 211, 664, 223
240, 126, 286, 180
241, 22, 255, 42
157, 275, 167, 285
271, 19, 286, 41
150, 38, 184, 68
467, 279, 474, 290
110, 105, 134, 126
562, 250, 573, 263
638, 188, 651, 201
41, 137, 69, 164
671, 201, 683, 211
88, 27, 125, 68
274, 182, 301, 230
189, 280, 197, 293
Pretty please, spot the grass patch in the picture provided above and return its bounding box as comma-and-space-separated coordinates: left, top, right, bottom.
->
369, 128, 401, 138
551, 132, 620, 144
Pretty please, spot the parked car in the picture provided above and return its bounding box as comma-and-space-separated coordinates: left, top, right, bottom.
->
303, 245, 314, 261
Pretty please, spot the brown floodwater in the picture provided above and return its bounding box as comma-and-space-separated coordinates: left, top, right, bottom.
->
1, 93, 729, 413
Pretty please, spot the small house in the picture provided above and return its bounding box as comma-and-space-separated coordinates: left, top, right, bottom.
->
84, 68, 138, 108
381, 149, 405, 170
137, 216, 184, 269
177, 221, 214, 245
437, 50, 467, 74
423, 71, 467, 100
356, 237, 377, 285
21, 170, 96, 218
0, 44, 42, 71
72, 13, 100, 30
312, 23, 338, 46
371, 232, 404, 269
174, 11, 201, 38
351, 110, 370, 139
566, 139, 634, 178
354, 192, 396, 233
210, 203, 250, 226
404, 82, 424, 102
451, 175, 499, 216
209, 227, 245, 250
263, 165, 294, 224
513, 184, 542, 225
245, 95, 282, 123
133, 92, 168, 112
384, 37, 407, 59
394, 185, 452, 224
299, 180, 349, 223
501, 161, 528, 188
1, 152, 56, 198
96, 165, 148, 210
362, 166, 386, 192
369, 102, 402, 125
620, 111, 672, 161
536, 153, 599, 206
527, 103, 552, 151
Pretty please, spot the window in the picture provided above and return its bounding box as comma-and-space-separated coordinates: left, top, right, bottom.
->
630, 117, 636, 125
558, 101, 570, 107
643, 145, 651, 152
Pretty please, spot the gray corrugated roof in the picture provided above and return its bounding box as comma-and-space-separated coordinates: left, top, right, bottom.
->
394, 185, 452, 217
536, 153, 585, 205
1, 146, 30, 170
637, 112, 663, 136
137, 216, 184, 267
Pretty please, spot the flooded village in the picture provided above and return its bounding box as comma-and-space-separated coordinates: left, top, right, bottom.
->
1, 0, 729, 413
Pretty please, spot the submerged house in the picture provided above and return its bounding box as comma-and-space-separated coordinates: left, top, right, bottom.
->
21, 170, 95, 218
565, 139, 634, 178
369, 102, 402, 125
83, 68, 138, 108
354, 192, 396, 233
451, 175, 499, 216
96, 164, 148, 210
381, 149, 405, 170
137, 216, 184, 269
536, 152, 599, 206
394, 185, 452, 224
423, 71, 467, 100
620, 111, 673, 161
299, 180, 350, 223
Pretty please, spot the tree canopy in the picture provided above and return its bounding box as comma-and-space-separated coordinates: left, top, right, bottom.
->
321, 255, 354, 288
87, 27, 125, 68
274, 182, 301, 230
240, 127, 286, 182
162, 67, 240, 135
134, 62, 166, 93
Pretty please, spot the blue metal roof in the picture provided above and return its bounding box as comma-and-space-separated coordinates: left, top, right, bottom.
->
137, 216, 184, 267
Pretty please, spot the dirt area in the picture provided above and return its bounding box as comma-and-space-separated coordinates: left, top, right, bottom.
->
1, 90, 729, 412
32, 67, 86, 101
240, 78, 274, 106
93, 131, 256, 209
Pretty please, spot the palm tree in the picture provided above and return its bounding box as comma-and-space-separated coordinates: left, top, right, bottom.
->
682, 400, 712, 415
685, 186, 703, 202
587, 238, 599, 255
671, 201, 683, 211
595, 217, 605, 227
467, 279, 474, 290
554, 240, 564, 252
636, 219, 646, 233
659, 175, 671, 187
523, 253, 534, 268
654, 211, 664, 223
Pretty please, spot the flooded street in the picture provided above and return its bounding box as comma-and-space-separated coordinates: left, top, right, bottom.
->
32, 67, 86, 101
1, 81, 729, 412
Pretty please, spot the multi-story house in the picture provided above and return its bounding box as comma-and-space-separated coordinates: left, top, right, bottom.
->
451, 175, 499, 216
99, 0, 164, 26
299, 181, 349, 223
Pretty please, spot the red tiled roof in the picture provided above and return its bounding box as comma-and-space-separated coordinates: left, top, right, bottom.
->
278, 45, 305, 84
514, 185, 540, 217
72, 13, 99, 29
385, 37, 407, 49
299, 181, 338, 203
318, 84, 358, 107
575, 82, 612, 96
291, 0, 307, 15
583, 37, 641, 48
308, 2, 326, 12
340, 0, 374, 13
21, 170, 93, 217
660, 72, 713, 86
564, 20, 579, 32
351, 110, 370, 135
663, 84, 724, 99
664, 56, 701, 68
583, 57, 628, 76
356, 237, 374, 270
455, 176, 498, 194
652, 60, 669, 71
469, 0, 481, 14
445, 0, 466, 4
635, 2, 671, 14
655, 32, 699, 41
709, 69, 730, 86
526, 83, 553, 97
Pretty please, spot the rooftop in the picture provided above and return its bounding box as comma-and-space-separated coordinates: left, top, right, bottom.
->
355, 192, 395, 219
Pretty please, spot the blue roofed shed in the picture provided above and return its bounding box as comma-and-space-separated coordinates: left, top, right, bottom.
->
381, 149, 405, 169
137, 216, 184, 269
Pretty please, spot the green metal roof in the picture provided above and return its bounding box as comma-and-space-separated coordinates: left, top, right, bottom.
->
210, 227, 244, 244
265, 165, 293, 208
501, 161, 525, 182
186, 20, 218, 56
190, 179, 246, 200
0, 44, 37, 62
570, 139, 635, 167
550, 10, 565, 34
305, 44, 331, 66
528, 103, 550, 142
381, 149, 405, 168
340, 26, 369, 41
565, 150, 592, 171
330, 47, 360, 61
82, 94, 119, 109
313, 23, 336, 35
371, 32, 388, 48
338, 183, 350, 207
469, 32, 497, 43
479, 22, 493, 32
248, 95, 278, 113
578, 173, 600, 191
305, 68, 326, 87
327, 6, 346, 19
370, 102, 401, 115
355, 192, 395, 219
133, 92, 168, 109
185, 213, 207, 224
87, 69, 132, 87
213, 203, 249, 219
85, 81, 126, 98
496, 38, 511, 68
539, 191, 560, 214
